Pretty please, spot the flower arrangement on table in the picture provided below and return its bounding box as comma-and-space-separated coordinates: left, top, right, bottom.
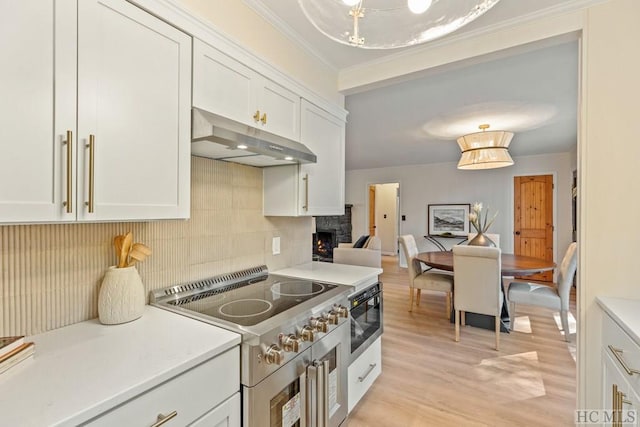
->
469, 202, 498, 234
468, 202, 498, 246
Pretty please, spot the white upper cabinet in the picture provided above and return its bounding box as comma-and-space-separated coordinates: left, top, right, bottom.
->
77, 0, 191, 221
0, 1, 76, 222
193, 39, 300, 141
263, 100, 345, 216
0, 0, 191, 223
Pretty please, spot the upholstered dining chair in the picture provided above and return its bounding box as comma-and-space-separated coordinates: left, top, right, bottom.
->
399, 235, 454, 318
453, 245, 503, 350
507, 242, 578, 342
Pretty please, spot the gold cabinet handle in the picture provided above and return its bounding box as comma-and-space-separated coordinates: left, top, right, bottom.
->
85, 135, 95, 213
253, 110, 260, 122
613, 384, 619, 427
63, 130, 73, 213
609, 345, 640, 376
151, 411, 178, 427
302, 174, 309, 211
260, 112, 267, 125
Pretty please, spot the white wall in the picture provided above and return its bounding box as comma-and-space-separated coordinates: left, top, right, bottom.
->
579, 0, 640, 409
346, 152, 574, 266
374, 183, 399, 255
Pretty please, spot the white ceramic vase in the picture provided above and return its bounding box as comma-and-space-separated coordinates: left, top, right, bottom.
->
98, 266, 145, 325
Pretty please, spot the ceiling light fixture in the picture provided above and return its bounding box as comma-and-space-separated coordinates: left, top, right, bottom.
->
456, 124, 514, 170
298, 0, 501, 49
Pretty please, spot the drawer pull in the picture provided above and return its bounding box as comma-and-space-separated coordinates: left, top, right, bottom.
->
609, 345, 640, 376
358, 363, 377, 382
151, 410, 177, 427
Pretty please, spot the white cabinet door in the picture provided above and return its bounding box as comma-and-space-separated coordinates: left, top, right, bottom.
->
0, 0, 76, 223
193, 39, 256, 128
193, 39, 300, 140
602, 349, 640, 426
258, 79, 300, 141
299, 100, 345, 216
77, 0, 191, 221
263, 100, 345, 217
191, 393, 241, 427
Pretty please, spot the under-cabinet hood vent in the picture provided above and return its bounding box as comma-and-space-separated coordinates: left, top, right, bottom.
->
191, 107, 316, 167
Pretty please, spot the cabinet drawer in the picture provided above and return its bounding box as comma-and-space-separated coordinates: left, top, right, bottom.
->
85, 347, 239, 426
603, 313, 640, 391
191, 392, 240, 427
348, 337, 382, 413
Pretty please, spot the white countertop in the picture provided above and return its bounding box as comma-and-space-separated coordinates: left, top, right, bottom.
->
0, 306, 240, 427
597, 296, 640, 346
273, 262, 382, 293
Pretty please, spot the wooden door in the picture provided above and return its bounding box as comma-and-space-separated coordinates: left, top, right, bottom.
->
514, 175, 554, 281
368, 185, 376, 236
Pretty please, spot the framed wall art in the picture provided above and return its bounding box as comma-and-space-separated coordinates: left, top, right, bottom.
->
427, 204, 470, 236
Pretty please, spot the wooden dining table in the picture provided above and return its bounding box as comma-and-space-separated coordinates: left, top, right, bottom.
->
415, 251, 556, 332
415, 251, 556, 277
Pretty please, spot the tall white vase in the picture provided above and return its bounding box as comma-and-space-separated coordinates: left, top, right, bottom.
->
98, 266, 145, 325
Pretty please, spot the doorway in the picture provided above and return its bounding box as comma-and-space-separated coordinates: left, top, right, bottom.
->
513, 174, 554, 282
367, 183, 400, 256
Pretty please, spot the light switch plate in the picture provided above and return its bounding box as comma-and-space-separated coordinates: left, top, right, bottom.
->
272, 237, 281, 255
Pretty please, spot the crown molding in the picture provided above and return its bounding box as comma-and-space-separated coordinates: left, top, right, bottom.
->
242, 0, 338, 73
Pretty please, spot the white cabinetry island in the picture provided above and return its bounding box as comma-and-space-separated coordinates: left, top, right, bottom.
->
0, 306, 240, 427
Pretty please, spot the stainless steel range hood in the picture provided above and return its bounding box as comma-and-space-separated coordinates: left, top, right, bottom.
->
191, 107, 316, 167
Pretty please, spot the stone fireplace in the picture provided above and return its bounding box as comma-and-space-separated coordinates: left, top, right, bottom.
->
312, 205, 352, 262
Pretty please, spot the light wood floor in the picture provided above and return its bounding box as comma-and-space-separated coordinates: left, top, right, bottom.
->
345, 256, 577, 427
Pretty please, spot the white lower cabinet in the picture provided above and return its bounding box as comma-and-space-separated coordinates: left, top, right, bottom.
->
191, 393, 241, 427
348, 337, 382, 413
85, 347, 240, 426
601, 311, 640, 426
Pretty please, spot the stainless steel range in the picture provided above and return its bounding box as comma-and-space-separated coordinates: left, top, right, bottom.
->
150, 265, 351, 427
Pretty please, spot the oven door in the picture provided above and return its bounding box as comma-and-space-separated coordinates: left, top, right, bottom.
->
349, 282, 383, 364
309, 320, 349, 427
243, 348, 311, 427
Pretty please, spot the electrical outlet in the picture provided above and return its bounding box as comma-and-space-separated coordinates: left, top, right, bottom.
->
272, 237, 281, 255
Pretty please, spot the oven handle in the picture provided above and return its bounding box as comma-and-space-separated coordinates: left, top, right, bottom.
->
307, 364, 317, 427
322, 359, 330, 426
299, 369, 307, 427
316, 361, 325, 427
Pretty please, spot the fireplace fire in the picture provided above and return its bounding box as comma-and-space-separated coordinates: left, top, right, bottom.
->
314, 230, 337, 261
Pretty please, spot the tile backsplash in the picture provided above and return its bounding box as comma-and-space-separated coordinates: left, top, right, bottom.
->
0, 157, 311, 336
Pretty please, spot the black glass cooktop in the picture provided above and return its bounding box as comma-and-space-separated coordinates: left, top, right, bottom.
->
169, 275, 338, 326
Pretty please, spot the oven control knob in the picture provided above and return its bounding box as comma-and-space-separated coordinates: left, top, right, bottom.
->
309, 317, 328, 333
263, 344, 284, 365
280, 334, 302, 353
300, 325, 315, 342
326, 311, 340, 325
333, 304, 349, 318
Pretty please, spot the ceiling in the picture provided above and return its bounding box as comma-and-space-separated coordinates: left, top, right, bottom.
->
245, 0, 582, 170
